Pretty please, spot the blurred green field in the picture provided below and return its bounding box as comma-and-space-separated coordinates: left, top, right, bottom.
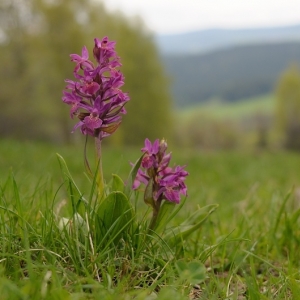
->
1, 139, 300, 298
1, 138, 300, 230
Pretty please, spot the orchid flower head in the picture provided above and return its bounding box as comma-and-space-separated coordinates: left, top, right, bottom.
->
62, 36, 129, 140
133, 138, 188, 204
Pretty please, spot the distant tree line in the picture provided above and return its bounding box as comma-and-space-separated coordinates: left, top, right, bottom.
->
0, 0, 172, 145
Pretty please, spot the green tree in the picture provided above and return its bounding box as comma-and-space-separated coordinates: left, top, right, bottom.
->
114, 23, 172, 145
0, 0, 39, 138
276, 65, 300, 150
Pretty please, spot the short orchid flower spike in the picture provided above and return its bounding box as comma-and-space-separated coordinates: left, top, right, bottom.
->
133, 138, 188, 204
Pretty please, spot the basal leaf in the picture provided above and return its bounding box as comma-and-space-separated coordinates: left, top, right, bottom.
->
181, 204, 219, 226
164, 204, 218, 247
176, 259, 206, 285
56, 154, 82, 196
111, 174, 125, 192
56, 153, 88, 216
153, 201, 176, 233
96, 191, 134, 244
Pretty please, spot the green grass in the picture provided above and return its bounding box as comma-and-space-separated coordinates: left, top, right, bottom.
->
1, 139, 300, 299
178, 94, 275, 121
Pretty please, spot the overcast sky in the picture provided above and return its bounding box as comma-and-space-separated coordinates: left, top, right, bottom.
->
103, 0, 300, 35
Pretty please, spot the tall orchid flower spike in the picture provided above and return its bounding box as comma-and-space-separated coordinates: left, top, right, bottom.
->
62, 37, 129, 196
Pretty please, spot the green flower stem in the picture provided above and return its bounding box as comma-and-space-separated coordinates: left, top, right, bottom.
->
95, 137, 104, 198
149, 198, 162, 231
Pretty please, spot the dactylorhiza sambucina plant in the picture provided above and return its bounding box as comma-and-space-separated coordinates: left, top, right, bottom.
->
133, 138, 188, 230
59, 36, 217, 263
62, 36, 129, 195
131, 139, 217, 248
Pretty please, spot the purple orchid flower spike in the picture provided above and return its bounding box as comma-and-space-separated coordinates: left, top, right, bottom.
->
132, 138, 188, 230
62, 36, 129, 196
133, 138, 188, 205
62, 36, 129, 140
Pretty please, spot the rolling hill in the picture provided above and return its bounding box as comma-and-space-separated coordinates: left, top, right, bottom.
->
162, 42, 300, 107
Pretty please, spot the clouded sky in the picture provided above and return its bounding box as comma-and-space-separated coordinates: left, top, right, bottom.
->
103, 0, 300, 35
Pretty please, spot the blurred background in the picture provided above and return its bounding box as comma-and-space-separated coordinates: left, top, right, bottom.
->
1, 0, 300, 151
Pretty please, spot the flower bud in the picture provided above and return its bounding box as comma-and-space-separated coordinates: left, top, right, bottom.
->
159, 139, 168, 156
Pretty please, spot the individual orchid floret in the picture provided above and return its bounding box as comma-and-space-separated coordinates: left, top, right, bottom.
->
62, 37, 129, 140
133, 138, 188, 204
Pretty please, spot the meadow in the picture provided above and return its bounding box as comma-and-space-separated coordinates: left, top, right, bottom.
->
173, 94, 277, 151
1, 139, 300, 299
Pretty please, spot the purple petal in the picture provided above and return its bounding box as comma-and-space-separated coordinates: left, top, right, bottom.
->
159, 153, 172, 171
152, 139, 160, 154
141, 155, 155, 169
142, 139, 152, 153
82, 46, 89, 60
164, 189, 180, 204
132, 179, 141, 190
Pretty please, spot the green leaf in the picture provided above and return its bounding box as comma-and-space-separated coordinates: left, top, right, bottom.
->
290, 207, 300, 224
181, 204, 218, 226
289, 278, 300, 296
124, 153, 144, 197
272, 191, 291, 237
166, 196, 187, 225
111, 174, 125, 192
56, 153, 87, 216
56, 153, 82, 196
164, 204, 218, 247
176, 260, 206, 285
153, 201, 176, 233
96, 191, 134, 244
